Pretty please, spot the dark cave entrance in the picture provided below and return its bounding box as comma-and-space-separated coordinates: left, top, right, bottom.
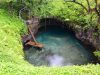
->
23, 17, 98, 66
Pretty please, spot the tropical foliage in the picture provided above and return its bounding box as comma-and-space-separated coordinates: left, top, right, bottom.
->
0, 0, 100, 75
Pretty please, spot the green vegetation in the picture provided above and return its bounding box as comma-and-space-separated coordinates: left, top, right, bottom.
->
15, 0, 100, 35
0, 0, 100, 75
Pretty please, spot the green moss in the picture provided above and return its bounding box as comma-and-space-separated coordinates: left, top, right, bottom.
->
94, 51, 100, 57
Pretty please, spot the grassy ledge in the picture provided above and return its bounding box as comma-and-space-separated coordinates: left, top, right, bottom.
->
0, 9, 100, 75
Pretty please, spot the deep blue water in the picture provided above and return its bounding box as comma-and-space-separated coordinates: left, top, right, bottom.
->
24, 26, 94, 66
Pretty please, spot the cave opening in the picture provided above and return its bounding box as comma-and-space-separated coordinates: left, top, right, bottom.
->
23, 17, 97, 66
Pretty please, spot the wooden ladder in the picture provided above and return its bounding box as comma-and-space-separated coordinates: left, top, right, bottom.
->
26, 17, 43, 48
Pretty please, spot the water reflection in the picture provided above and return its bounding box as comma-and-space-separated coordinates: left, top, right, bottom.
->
24, 26, 95, 66
46, 54, 64, 66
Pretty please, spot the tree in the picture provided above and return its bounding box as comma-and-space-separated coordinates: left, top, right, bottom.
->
64, 0, 100, 24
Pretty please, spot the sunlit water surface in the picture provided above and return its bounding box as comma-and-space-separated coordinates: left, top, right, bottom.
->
24, 26, 94, 66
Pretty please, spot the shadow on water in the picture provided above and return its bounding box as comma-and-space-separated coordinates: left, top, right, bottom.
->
23, 26, 96, 66
23, 18, 97, 66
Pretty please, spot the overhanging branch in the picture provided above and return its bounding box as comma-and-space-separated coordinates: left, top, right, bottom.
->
86, 0, 91, 12
94, 0, 100, 16
64, 1, 88, 12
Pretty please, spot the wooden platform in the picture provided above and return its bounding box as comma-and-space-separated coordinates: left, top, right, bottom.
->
25, 40, 43, 48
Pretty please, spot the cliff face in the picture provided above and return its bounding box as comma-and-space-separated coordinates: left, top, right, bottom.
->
75, 28, 100, 62
66, 22, 100, 51
75, 28, 100, 50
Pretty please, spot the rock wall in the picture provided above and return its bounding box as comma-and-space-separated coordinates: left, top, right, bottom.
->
75, 28, 100, 50
67, 22, 100, 51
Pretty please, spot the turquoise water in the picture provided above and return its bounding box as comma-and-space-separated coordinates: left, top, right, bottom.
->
24, 26, 94, 66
